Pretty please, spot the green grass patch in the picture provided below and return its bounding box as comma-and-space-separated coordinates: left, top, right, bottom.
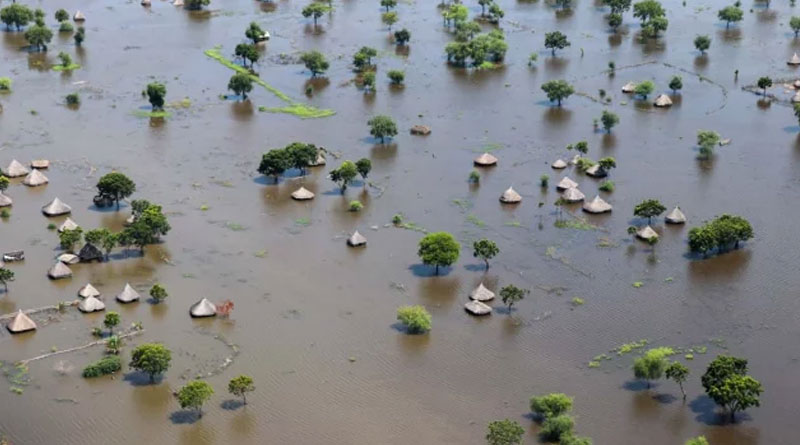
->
466, 214, 485, 228
259, 104, 335, 119
253, 249, 267, 258
132, 110, 172, 118
504, 220, 522, 227
632, 281, 643, 288
554, 218, 598, 231
294, 217, 311, 227
571, 297, 585, 306
587, 361, 601, 368
477, 61, 499, 70
451, 198, 472, 212
225, 222, 247, 231
613, 339, 648, 355
52, 63, 81, 72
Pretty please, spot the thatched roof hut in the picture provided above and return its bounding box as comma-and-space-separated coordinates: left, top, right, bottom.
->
464, 300, 492, 316
654, 94, 673, 107
469, 283, 495, 301
585, 164, 607, 178
474, 152, 498, 166
42, 198, 72, 216
621, 82, 636, 93
48, 262, 72, 279
78, 296, 105, 313
3, 251, 24, 262
73, 10, 85, 21
636, 225, 659, 241
173, 0, 184, 6
31, 159, 49, 169
556, 176, 578, 191
0, 192, 12, 208
78, 283, 101, 298
551, 159, 567, 169
58, 218, 79, 233
582, 195, 612, 213
561, 187, 586, 203
7, 310, 36, 333
79, 243, 103, 262
22, 169, 49, 187
291, 187, 314, 201
499, 187, 522, 203
347, 231, 367, 247
57, 253, 80, 265
309, 152, 326, 167
2, 160, 29, 178
789, 53, 800, 66
190, 298, 217, 318
116, 283, 141, 303
665, 206, 687, 224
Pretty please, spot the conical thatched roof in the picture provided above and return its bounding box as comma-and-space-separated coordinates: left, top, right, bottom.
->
31, 159, 49, 169
190, 298, 217, 317
48, 262, 72, 279
789, 53, 800, 65
57, 253, 80, 265
78, 283, 101, 298
291, 187, 314, 200
551, 159, 567, 169
309, 152, 326, 167
78, 243, 103, 262
561, 187, 586, 203
469, 283, 495, 301
585, 164, 607, 178
582, 195, 612, 214
0, 192, 12, 208
58, 218, 79, 233
474, 152, 498, 166
22, 169, 49, 187
173, 0, 184, 6
347, 230, 367, 247
568, 154, 581, 165
654, 94, 673, 107
7, 310, 36, 333
2, 160, 29, 178
464, 300, 492, 316
42, 198, 72, 216
665, 206, 687, 224
636, 225, 659, 241
499, 187, 522, 203
621, 82, 636, 93
78, 296, 105, 313
73, 10, 85, 21
556, 176, 578, 191
116, 283, 140, 303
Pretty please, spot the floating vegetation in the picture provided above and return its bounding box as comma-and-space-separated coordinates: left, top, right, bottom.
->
554, 217, 599, 231
504, 220, 522, 227
596, 237, 618, 248
632, 281, 643, 288
52, 64, 81, 72
466, 214, 486, 227
225, 222, 247, 231
468, 142, 503, 153
253, 249, 267, 258
294, 217, 311, 227
399, 221, 427, 233
614, 339, 649, 355
587, 361, 601, 368
132, 110, 172, 118
685, 354, 694, 360
451, 198, 472, 212
571, 297, 585, 306
168, 98, 192, 109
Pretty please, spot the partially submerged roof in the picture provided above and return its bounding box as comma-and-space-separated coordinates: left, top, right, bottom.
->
551, 159, 567, 169
78, 283, 101, 298
78, 243, 104, 262
22, 169, 49, 187
665, 206, 687, 224
2, 159, 29, 178
291, 187, 315, 201
31, 159, 49, 169
469, 283, 495, 302
585, 164, 607, 178
78, 296, 106, 313
57, 253, 80, 265
789, 53, 800, 65
561, 187, 586, 203
621, 82, 636, 93
464, 300, 492, 316
116, 283, 141, 303
556, 176, 578, 191
582, 195, 612, 214
499, 187, 521, 203
58, 218, 79, 233
347, 231, 367, 247
309, 152, 326, 167
653, 94, 673, 107
636, 225, 659, 241
474, 152, 498, 166
0, 192, 12, 208
73, 10, 85, 21
42, 198, 72, 216
48, 262, 72, 279
7, 310, 36, 333
190, 298, 217, 318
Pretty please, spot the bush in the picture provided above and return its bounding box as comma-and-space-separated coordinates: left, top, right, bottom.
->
540, 174, 549, 187
66, 93, 80, 105
349, 200, 363, 212
0, 77, 11, 91
397, 305, 432, 333
0, 209, 9, 219
576, 157, 595, 173
468, 170, 480, 183
82, 356, 122, 378
388, 70, 405, 84
392, 213, 403, 225
59, 21, 73, 33
530, 393, 573, 419
540, 414, 574, 442
599, 180, 615, 192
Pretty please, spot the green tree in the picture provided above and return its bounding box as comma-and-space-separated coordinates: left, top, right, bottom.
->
633, 0, 665, 23
367, 115, 398, 143
394, 28, 411, 45
694, 35, 711, 54
100, 230, 117, 260
388, 70, 405, 84
0, 175, 9, 192
97, 172, 136, 210
633, 199, 666, 223
329, 160, 358, 193
443, 4, 469, 27
235, 43, 259, 67
300, 50, 329, 77
106, 335, 123, 355
601, 110, 619, 133
791, 16, 800, 37
540, 415, 574, 442
544, 31, 570, 56
258, 148, 291, 181
561, 436, 593, 445
666, 361, 690, 400
244, 21, 265, 44
718, 6, 743, 28
686, 437, 709, 445
487, 3, 504, 23
74, 27, 85, 46
598, 157, 617, 174
485, 419, 525, 445
353, 46, 378, 71
24, 24, 53, 51
362, 71, 376, 92
228, 375, 256, 405
129, 343, 171, 382
55, 9, 69, 22
381, 0, 398, 10
59, 227, 84, 252
228, 72, 254, 101
123, 203, 171, 252
541, 80, 574, 106
286, 142, 318, 175
85, 228, 106, 246
604, 0, 632, 14
302, 2, 331, 26
396, 305, 432, 333
185, 0, 211, 10
146, 82, 167, 111
104, 311, 120, 335
669, 75, 683, 94
633, 347, 673, 388
634, 80, 654, 98
499, 284, 528, 313
701, 355, 763, 422
0, 4, 33, 31
530, 393, 573, 419
178, 380, 214, 417
355, 158, 372, 181
418, 232, 460, 274
382, 11, 398, 30
757, 76, 772, 96
472, 239, 499, 269
478, 0, 492, 15
697, 129, 721, 158
795, 103, 800, 126
58, 52, 73, 68
0, 268, 14, 291
608, 12, 623, 31
150, 283, 168, 303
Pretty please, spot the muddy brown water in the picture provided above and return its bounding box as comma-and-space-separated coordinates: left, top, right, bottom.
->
1, 0, 799, 443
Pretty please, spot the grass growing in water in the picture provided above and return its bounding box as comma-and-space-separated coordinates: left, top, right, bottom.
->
554, 218, 598, 231
52, 64, 81, 72
466, 214, 485, 227
132, 110, 172, 118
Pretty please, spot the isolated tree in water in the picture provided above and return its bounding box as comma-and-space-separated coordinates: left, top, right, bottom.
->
228, 73, 253, 101
367, 115, 398, 143
97, 172, 136, 210
417, 232, 460, 274
472, 238, 499, 269
178, 380, 214, 417
228, 375, 255, 405
145, 82, 167, 111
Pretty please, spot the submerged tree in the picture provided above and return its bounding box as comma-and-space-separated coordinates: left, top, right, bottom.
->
24, 24, 53, 51
701, 355, 763, 422
228, 72, 254, 101
104, 311, 120, 335
530, 393, 573, 419
694, 35, 711, 54
417, 232, 460, 275
129, 343, 171, 382
244, 21, 266, 44
367, 115, 398, 143
544, 31, 570, 56
791, 16, 800, 38
97, 172, 136, 210
0, 268, 15, 291
0, 4, 33, 31
185, 0, 211, 10
258, 149, 291, 181
394, 28, 411, 45
666, 361, 690, 400
355, 158, 372, 181
178, 380, 214, 417
634, 80, 654, 99
300, 50, 329, 77
228, 375, 256, 405
472, 238, 499, 269
145, 82, 167, 111
329, 160, 358, 193
150, 283, 168, 303
718, 5, 743, 28
499, 284, 528, 313
302, 2, 331, 26
396, 305, 432, 333
757, 76, 772, 96
541, 80, 575, 106
633, 347, 673, 388
601, 110, 619, 133
633, 199, 666, 223
669, 75, 683, 94
486, 419, 525, 445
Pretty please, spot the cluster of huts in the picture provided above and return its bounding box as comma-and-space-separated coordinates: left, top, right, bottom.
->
620, 82, 673, 107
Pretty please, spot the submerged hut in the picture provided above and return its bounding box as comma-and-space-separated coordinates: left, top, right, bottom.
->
551, 159, 567, 169
78, 243, 103, 262
2, 160, 29, 178
464, 300, 492, 316
142, 0, 151, 5
173, 0, 184, 6
653, 94, 673, 108
789, 53, 800, 66
78, 296, 105, 313
7, 310, 36, 334
561, 187, 586, 203
585, 164, 607, 178
73, 10, 85, 21
78, 283, 101, 298
48, 262, 72, 279
582, 195, 612, 214
57, 253, 80, 265
22, 169, 49, 187
3, 251, 24, 262
410, 125, 432, 135
309, 152, 326, 167
469, 283, 495, 302
291, 187, 314, 201
499, 187, 522, 203
116, 283, 141, 303
474, 152, 498, 166
58, 218, 79, 233
42, 198, 72, 216
636, 225, 659, 241
347, 231, 367, 247
665, 207, 687, 224
31, 159, 49, 169
621, 82, 636, 93
0, 192, 12, 208
190, 298, 217, 318
556, 176, 578, 191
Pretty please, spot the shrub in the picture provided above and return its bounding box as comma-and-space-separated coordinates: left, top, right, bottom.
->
599, 180, 615, 192
540, 174, 549, 187
469, 170, 480, 183
397, 305, 432, 333
82, 356, 122, 378
0, 209, 9, 219
540, 414, 574, 442
66, 93, 80, 105
0, 77, 11, 91
388, 70, 405, 84
392, 214, 403, 225
59, 21, 73, 33
530, 393, 573, 419
349, 200, 363, 212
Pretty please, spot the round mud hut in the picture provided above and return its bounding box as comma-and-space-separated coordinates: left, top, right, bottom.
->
582, 195, 612, 214
474, 153, 498, 167
621, 82, 636, 93
551, 159, 567, 169
58, 218, 79, 233
469, 283, 495, 302
2, 160, 29, 178
42, 198, 72, 216
561, 187, 586, 203
653, 94, 673, 108
78, 243, 104, 263
116, 283, 141, 303
665, 206, 687, 224
78, 296, 106, 313
636, 225, 659, 241
47, 262, 72, 280
0, 192, 12, 208
291, 187, 315, 201
499, 187, 522, 203
556, 177, 578, 191
7, 310, 37, 334
347, 231, 367, 247
464, 300, 492, 316
78, 283, 101, 298
22, 169, 48, 187
57, 253, 79, 265
789, 53, 800, 66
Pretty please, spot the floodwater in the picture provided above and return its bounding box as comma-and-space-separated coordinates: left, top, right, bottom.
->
0, 0, 799, 443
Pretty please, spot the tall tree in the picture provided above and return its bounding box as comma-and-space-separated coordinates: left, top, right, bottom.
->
701, 355, 763, 422
544, 31, 570, 56
329, 161, 358, 193
666, 361, 689, 400
97, 172, 136, 210
367, 115, 398, 143
472, 239, 499, 269
129, 343, 172, 382
228, 72, 253, 100
499, 284, 528, 313
177, 380, 214, 417
302, 2, 331, 26
417, 232, 460, 275
541, 80, 574, 106
633, 199, 666, 223
228, 375, 256, 405
300, 51, 329, 77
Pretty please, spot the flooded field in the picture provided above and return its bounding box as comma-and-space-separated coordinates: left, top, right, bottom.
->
1, 0, 799, 443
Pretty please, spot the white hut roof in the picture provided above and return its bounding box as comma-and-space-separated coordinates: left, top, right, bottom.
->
309, 152, 326, 166
551, 159, 567, 169
173, 0, 184, 5
78, 296, 106, 313
499, 187, 522, 203
556, 177, 578, 190
48, 262, 72, 279
78, 283, 101, 298
7, 310, 36, 333
654, 94, 673, 107
141, 0, 151, 4
116, 283, 141, 303
582, 195, 612, 213
347, 231, 367, 247
291, 187, 315, 200
3, 160, 29, 178
665, 206, 687, 224
23, 169, 49, 187
561, 187, 586, 203
31, 159, 49, 169
464, 300, 492, 316
0, 192, 12, 208
73, 10, 85, 21
58, 218, 79, 233
57, 253, 80, 264
622, 82, 636, 93
190, 298, 217, 317
585, 164, 607, 178
474, 152, 498, 166
469, 283, 495, 301
790, 53, 800, 65
636, 225, 659, 240
792, 92, 800, 103
42, 198, 72, 216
